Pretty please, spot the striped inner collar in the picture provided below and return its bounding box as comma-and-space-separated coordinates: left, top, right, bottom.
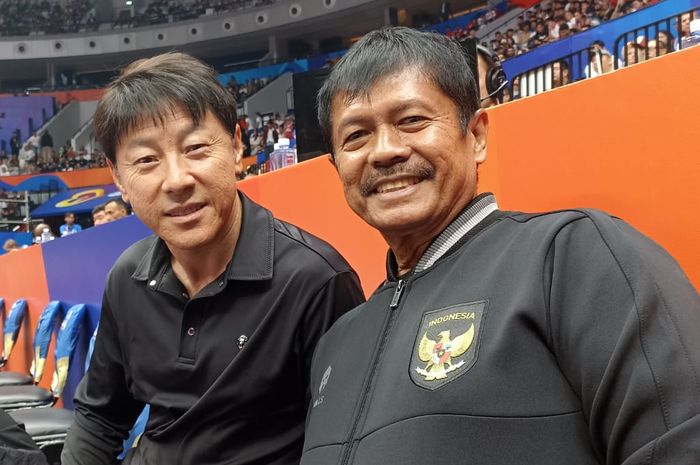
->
414, 194, 498, 273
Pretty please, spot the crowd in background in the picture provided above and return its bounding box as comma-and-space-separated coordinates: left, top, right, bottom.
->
226, 77, 270, 105
0, 0, 97, 36
484, 0, 659, 61
116, 0, 278, 27
241, 112, 295, 157
0, 129, 108, 177
444, 4, 503, 41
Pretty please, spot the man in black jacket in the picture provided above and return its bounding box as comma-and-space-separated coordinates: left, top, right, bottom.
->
61, 52, 365, 465
300, 27, 700, 465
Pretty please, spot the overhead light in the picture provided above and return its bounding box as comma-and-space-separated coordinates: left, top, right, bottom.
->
125, 0, 133, 5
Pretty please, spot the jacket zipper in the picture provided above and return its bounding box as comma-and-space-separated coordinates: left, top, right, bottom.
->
339, 279, 406, 465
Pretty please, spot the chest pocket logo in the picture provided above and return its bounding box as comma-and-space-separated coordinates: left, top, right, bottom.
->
410, 301, 488, 390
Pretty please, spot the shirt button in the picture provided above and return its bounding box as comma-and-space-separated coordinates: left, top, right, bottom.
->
149, 279, 157, 288
187, 327, 196, 336
182, 292, 189, 299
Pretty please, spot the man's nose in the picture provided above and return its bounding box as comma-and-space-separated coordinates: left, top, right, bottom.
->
368, 125, 411, 166
161, 155, 196, 194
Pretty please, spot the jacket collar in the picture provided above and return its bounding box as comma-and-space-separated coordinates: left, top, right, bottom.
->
386, 193, 499, 280
131, 192, 274, 282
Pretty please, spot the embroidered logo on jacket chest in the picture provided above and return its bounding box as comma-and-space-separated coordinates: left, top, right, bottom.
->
410, 301, 488, 390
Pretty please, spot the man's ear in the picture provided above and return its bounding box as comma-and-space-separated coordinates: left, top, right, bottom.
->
107, 158, 129, 204
232, 124, 244, 175
326, 153, 337, 170
469, 109, 489, 165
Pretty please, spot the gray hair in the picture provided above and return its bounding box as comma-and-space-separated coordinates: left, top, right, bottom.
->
317, 27, 480, 155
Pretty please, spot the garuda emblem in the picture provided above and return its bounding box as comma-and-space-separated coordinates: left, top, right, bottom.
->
410, 301, 487, 390
416, 325, 474, 381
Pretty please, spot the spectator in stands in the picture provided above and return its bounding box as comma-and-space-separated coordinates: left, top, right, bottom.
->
646, 30, 673, 59
32, 223, 54, 244
264, 120, 279, 153
624, 37, 647, 65
103, 198, 128, 222
679, 12, 697, 45
60, 212, 82, 236
2, 239, 20, 253
558, 22, 571, 38
39, 130, 54, 165
61, 51, 363, 465
91, 203, 107, 226
515, 22, 533, 48
18, 143, 35, 172
9, 130, 21, 157
249, 128, 263, 155
0, 156, 9, 176
529, 21, 550, 47
27, 132, 40, 155
551, 60, 571, 87
7, 155, 19, 175
585, 41, 617, 76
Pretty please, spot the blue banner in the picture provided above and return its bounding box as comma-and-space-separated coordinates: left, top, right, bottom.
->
31, 184, 121, 217
218, 59, 309, 86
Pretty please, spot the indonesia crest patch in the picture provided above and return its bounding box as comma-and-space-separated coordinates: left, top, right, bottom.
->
410, 301, 488, 390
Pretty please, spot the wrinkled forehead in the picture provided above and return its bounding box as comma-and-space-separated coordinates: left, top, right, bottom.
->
328, 68, 435, 122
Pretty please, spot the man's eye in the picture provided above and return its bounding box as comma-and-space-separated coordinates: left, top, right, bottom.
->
400, 116, 425, 125
135, 156, 157, 165
344, 131, 365, 145
186, 144, 207, 153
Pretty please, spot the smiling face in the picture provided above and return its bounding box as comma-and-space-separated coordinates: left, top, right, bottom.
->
111, 108, 243, 253
330, 69, 488, 242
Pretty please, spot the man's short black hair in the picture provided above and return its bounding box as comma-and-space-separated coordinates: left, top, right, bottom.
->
92, 204, 105, 216
105, 198, 129, 212
95, 52, 238, 164
317, 27, 479, 155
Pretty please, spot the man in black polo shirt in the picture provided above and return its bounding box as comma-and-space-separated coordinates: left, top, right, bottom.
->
61, 53, 365, 465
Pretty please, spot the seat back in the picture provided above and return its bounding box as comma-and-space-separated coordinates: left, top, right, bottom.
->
30, 301, 63, 384
50, 304, 86, 399
1, 299, 28, 365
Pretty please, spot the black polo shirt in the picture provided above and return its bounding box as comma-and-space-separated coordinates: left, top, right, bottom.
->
62, 193, 365, 465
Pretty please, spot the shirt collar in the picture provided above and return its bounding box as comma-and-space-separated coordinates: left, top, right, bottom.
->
131, 192, 274, 282
386, 193, 499, 278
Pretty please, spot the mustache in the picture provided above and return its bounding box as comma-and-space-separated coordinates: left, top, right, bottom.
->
360, 161, 436, 197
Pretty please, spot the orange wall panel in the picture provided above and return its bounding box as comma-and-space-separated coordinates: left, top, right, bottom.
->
239, 160, 388, 295
0, 246, 50, 376
482, 45, 700, 287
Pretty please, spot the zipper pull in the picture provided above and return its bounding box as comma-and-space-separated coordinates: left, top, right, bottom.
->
389, 279, 405, 309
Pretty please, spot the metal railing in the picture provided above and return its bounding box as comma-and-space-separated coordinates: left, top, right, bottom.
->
512, 7, 699, 99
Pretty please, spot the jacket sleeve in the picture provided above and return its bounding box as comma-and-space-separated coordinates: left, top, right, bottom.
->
61, 293, 144, 465
296, 270, 365, 401
545, 213, 700, 465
